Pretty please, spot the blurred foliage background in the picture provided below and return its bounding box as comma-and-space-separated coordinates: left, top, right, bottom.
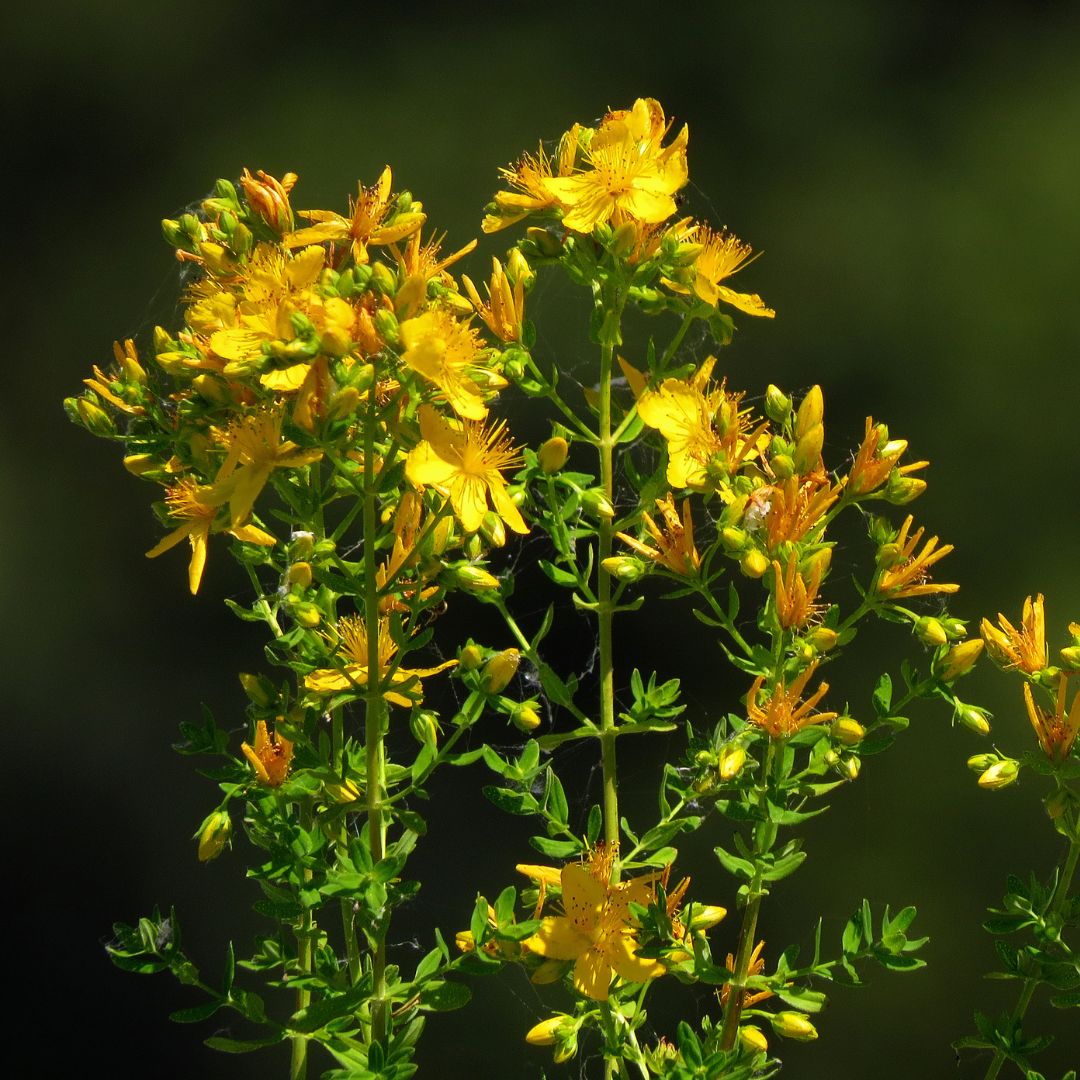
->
9, 1, 1080, 1075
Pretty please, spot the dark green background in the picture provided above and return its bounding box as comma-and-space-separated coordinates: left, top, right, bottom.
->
9, 1, 1080, 1075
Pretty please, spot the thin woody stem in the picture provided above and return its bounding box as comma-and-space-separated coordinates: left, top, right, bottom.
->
290, 797, 315, 1079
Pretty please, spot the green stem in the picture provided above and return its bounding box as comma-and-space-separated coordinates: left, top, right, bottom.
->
362, 379, 389, 1045
291, 798, 315, 1079
983, 831, 1080, 1080
720, 740, 782, 1049
597, 300, 623, 881
658, 309, 695, 369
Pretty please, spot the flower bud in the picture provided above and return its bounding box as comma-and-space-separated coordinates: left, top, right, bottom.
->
740, 549, 769, 579
770, 452, 795, 479
455, 930, 476, 953
287, 562, 313, 589
793, 424, 824, 474
720, 526, 748, 553
482, 649, 521, 693
239, 672, 276, 707
449, 565, 501, 593
122, 453, 155, 476
916, 616, 948, 647
289, 600, 322, 628
530, 959, 566, 984
978, 759, 1020, 790
373, 308, 400, 348
369, 261, 397, 295
196, 810, 231, 863
795, 385, 823, 439
935, 639, 984, 681
956, 705, 991, 736
771, 1011, 818, 1041
1044, 787, 1074, 822
525, 226, 563, 257
73, 397, 116, 437
410, 710, 439, 745
685, 904, 727, 931
739, 1026, 769, 1053
458, 643, 484, 670
837, 755, 861, 781
764, 384, 791, 424
1060, 645, 1080, 670
525, 1016, 568, 1047
538, 436, 569, 473
717, 744, 746, 781
884, 473, 927, 505
602, 556, 646, 583
511, 703, 542, 733
967, 753, 999, 773
831, 717, 865, 746
290, 531, 315, 560
806, 626, 839, 652
480, 511, 507, 549
582, 488, 615, 520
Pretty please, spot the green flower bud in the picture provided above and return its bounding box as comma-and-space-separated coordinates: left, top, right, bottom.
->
770, 451, 795, 479
450, 565, 501, 593
525, 226, 563, 257
601, 556, 646, 582
73, 397, 116, 437
720, 526, 748, 553
373, 308, 400, 348
884, 473, 927, 505
511, 703, 542, 733
458, 643, 484, 670
196, 810, 231, 862
956, 705, 991, 736
916, 616, 948, 647
410, 710, 439, 745
793, 423, 824, 474
831, 717, 866, 746
806, 626, 839, 652
771, 1011, 818, 1041
239, 672, 276, 707
764, 384, 792, 424
582, 488, 615, 520
288, 600, 322, 628
978, 759, 1020, 790
1060, 645, 1080, 670
935, 639, 984, 681
739, 1026, 769, 1053
967, 753, 999, 773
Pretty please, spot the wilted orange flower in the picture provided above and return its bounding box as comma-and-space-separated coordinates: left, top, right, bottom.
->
462, 257, 525, 343
875, 515, 958, 600
240, 168, 297, 234
760, 476, 839, 551
772, 551, 828, 630
981, 594, 1047, 673
746, 662, 838, 740
1023, 674, 1080, 762
617, 494, 700, 575
845, 417, 927, 497
241, 719, 294, 787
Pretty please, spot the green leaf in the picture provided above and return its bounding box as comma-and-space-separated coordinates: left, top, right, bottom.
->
530, 836, 583, 858
714, 845, 756, 880
414, 946, 443, 984
872, 673, 893, 717
205, 1034, 286, 1053
586, 804, 602, 845
761, 850, 807, 882
538, 560, 578, 589
544, 770, 569, 827
775, 986, 827, 1013
170, 1000, 224, 1024
419, 980, 472, 1011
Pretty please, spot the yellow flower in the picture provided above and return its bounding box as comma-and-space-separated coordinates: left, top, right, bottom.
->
304, 614, 456, 706
617, 494, 700, 575
676, 225, 775, 318
634, 356, 769, 492
405, 404, 527, 535
288, 166, 426, 263
875, 515, 959, 600
213, 407, 323, 527
145, 478, 276, 594
399, 310, 491, 421
241, 719, 293, 787
981, 594, 1047, 674
845, 417, 927, 498
1023, 674, 1080, 762
543, 98, 688, 233
522, 857, 665, 1001
746, 662, 838, 740
461, 257, 525, 344
483, 126, 582, 233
